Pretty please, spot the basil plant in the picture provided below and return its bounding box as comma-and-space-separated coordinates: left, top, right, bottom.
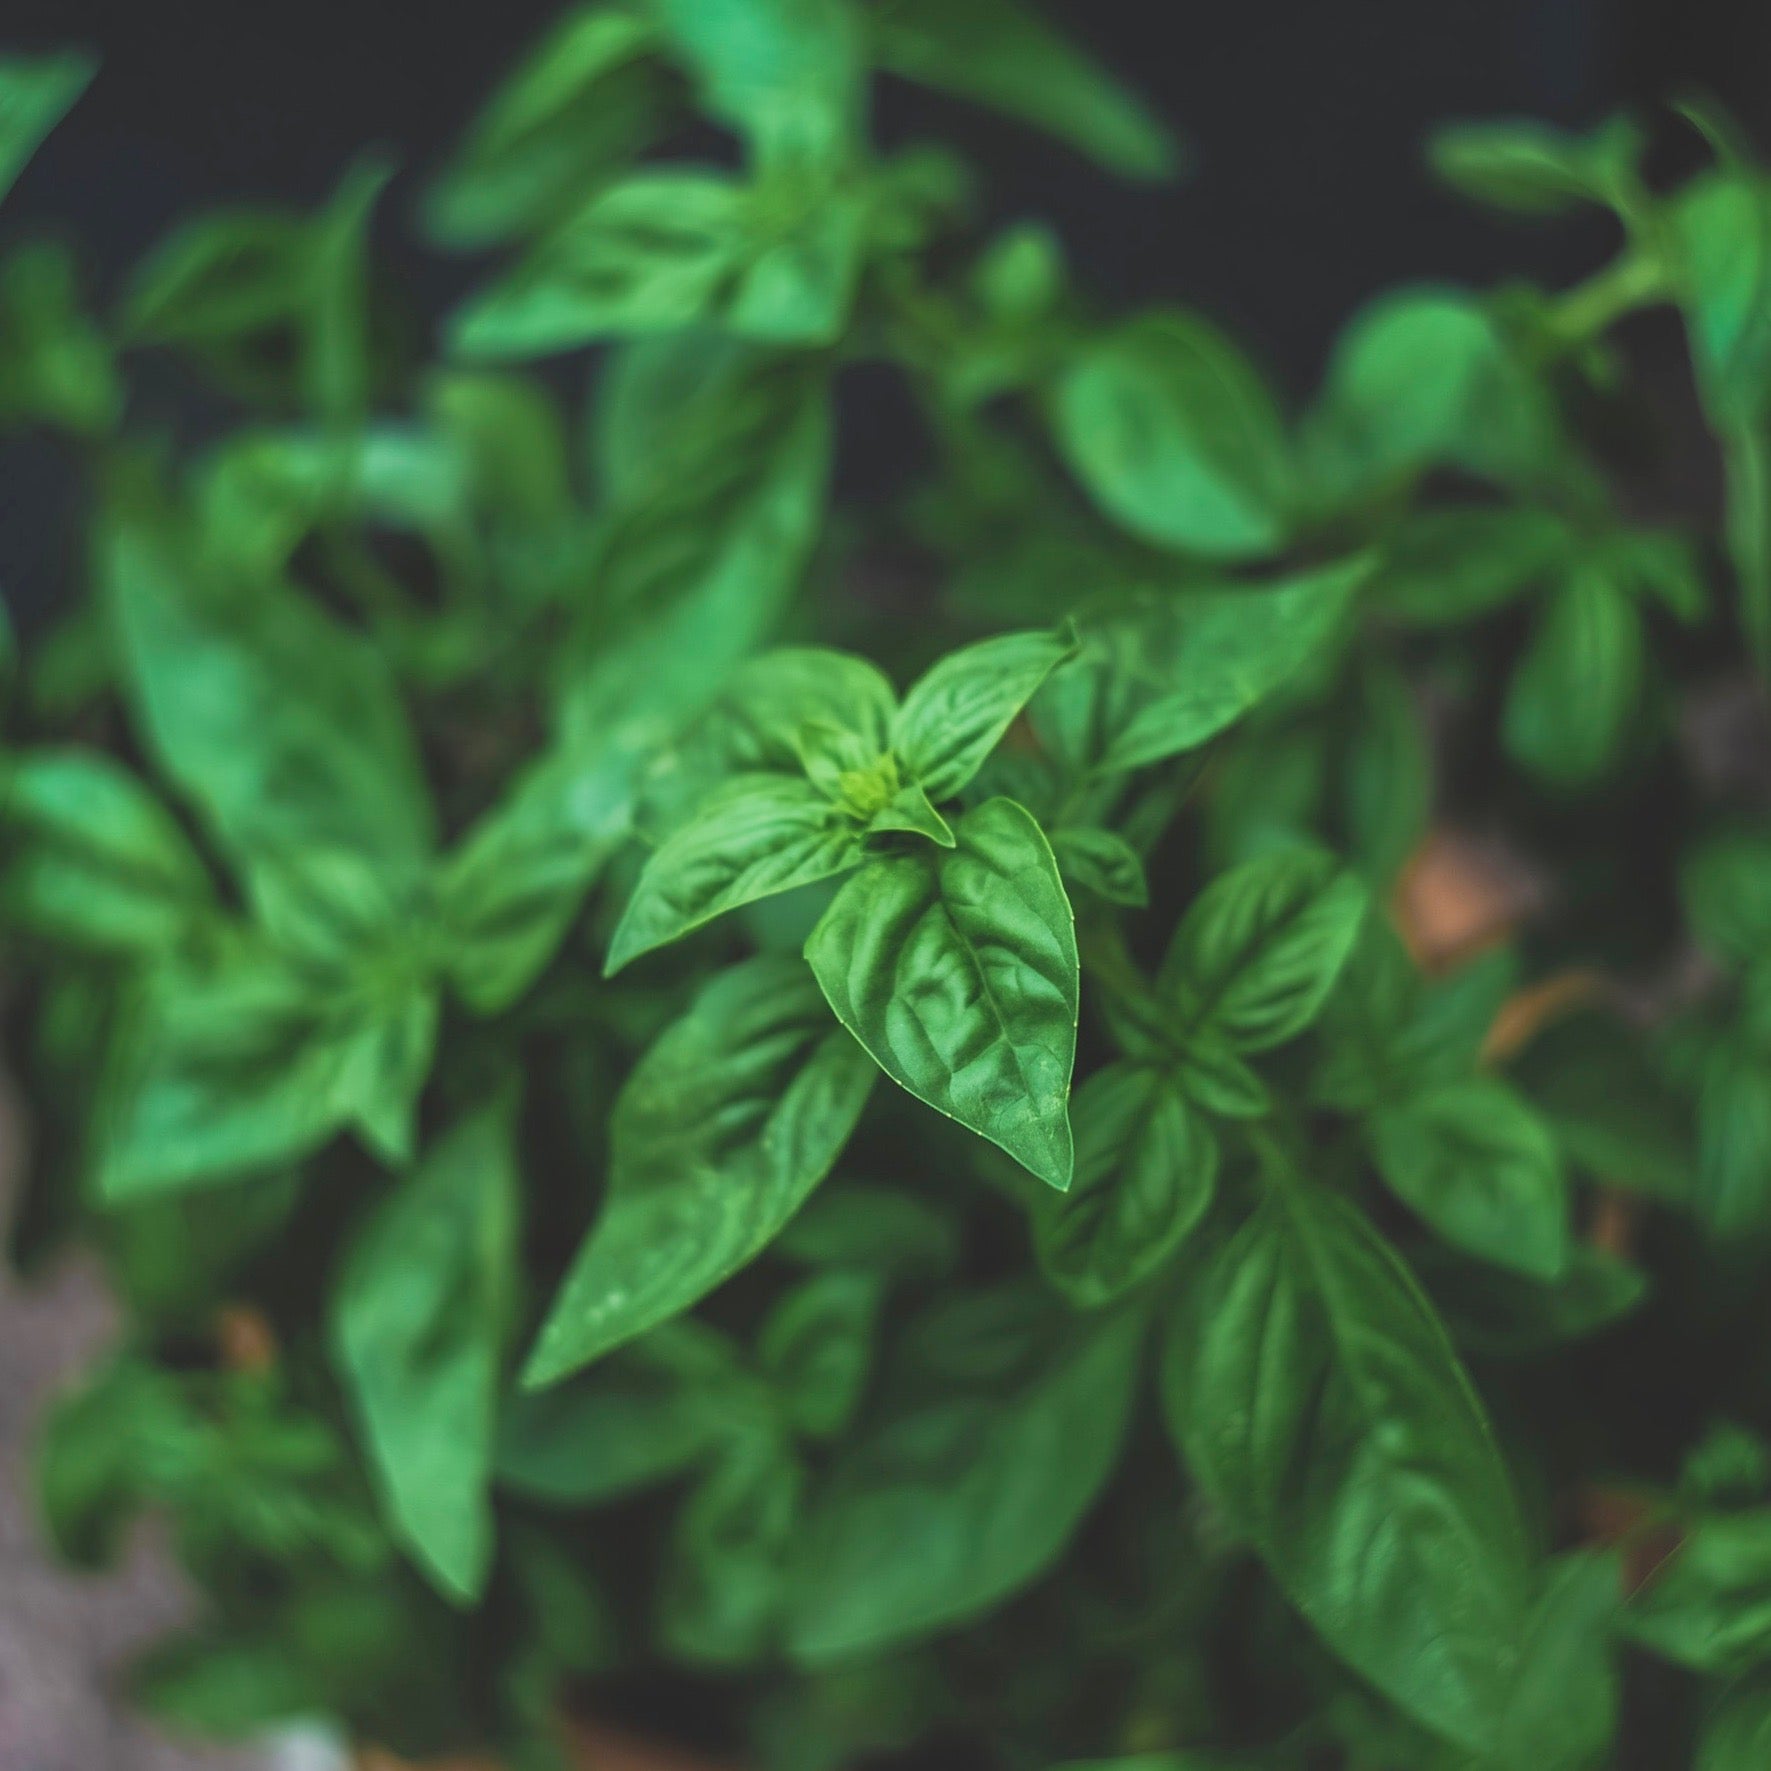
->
4, 9, 1771, 1771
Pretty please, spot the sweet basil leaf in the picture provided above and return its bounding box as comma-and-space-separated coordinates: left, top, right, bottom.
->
1163, 1182, 1532, 1752
1429, 116, 1643, 217
0, 242, 119, 434
1050, 825, 1149, 907
759, 1268, 886, 1440
1034, 1062, 1216, 1307
1628, 1511, 1771, 1674
1503, 566, 1644, 787
869, 0, 1177, 182
1052, 312, 1293, 559
1371, 1078, 1571, 1280
805, 797, 1078, 1190
0, 50, 96, 204
1413, 1243, 1648, 1358
524, 956, 875, 1386
1159, 848, 1369, 1054
1033, 560, 1362, 777
1696, 1042, 1771, 1237
331, 1099, 519, 1602
1673, 170, 1771, 428
1370, 506, 1570, 627
0, 748, 212, 953
788, 1286, 1146, 1661
892, 628, 1072, 802
607, 774, 865, 973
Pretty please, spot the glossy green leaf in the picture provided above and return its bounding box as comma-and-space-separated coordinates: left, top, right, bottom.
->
1052, 312, 1293, 559
524, 956, 875, 1386
332, 1100, 519, 1601
788, 1286, 1146, 1660
1163, 1181, 1531, 1752
892, 628, 1072, 801
1034, 1062, 1216, 1307
608, 774, 865, 973
805, 797, 1078, 1189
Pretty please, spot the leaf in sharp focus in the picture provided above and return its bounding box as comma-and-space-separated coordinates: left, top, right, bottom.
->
331, 1099, 519, 1602
1627, 1511, 1771, 1675
103, 497, 433, 872
1503, 566, 1644, 789
0, 51, 96, 205
804, 797, 1078, 1190
1032, 560, 1362, 777
1162, 1183, 1532, 1753
0, 748, 212, 954
1698, 1670, 1771, 1770
523, 956, 875, 1386
1034, 1062, 1217, 1308
787, 1285, 1146, 1661
868, 0, 1177, 182
891, 627, 1072, 802
1052, 312, 1293, 560
422, 7, 676, 249
607, 774, 865, 974
1159, 848, 1370, 1054
1372, 1078, 1571, 1280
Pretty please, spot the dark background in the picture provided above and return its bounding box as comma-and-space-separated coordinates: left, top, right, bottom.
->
4, 0, 1771, 624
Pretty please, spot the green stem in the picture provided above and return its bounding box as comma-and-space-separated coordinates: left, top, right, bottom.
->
1541, 250, 1667, 355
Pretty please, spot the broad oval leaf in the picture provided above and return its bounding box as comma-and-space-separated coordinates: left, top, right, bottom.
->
1052, 312, 1293, 559
607, 774, 864, 974
1372, 1078, 1571, 1280
1032, 560, 1362, 777
523, 956, 875, 1387
1035, 1062, 1217, 1308
331, 1100, 519, 1602
787, 1285, 1146, 1661
1163, 1182, 1532, 1752
804, 797, 1078, 1190
892, 627, 1072, 802
1159, 848, 1369, 1054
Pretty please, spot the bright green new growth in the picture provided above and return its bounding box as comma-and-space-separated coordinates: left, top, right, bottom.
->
4, 13, 1771, 1771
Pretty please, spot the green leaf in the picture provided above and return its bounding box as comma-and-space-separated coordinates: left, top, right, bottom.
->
1415, 1244, 1648, 1358
423, 7, 675, 248
1503, 566, 1644, 787
1429, 116, 1643, 217
869, 0, 1177, 182
1628, 1511, 1771, 1674
1684, 831, 1771, 966
608, 774, 865, 973
1052, 312, 1293, 559
865, 780, 955, 847
1034, 1062, 1217, 1307
651, 0, 862, 170
1371, 1078, 1571, 1280
805, 797, 1078, 1189
1033, 560, 1362, 777
0, 242, 119, 434
892, 628, 1072, 801
1696, 1042, 1771, 1237
450, 168, 864, 357
1050, 826, 1148, 907
101, 947, 436, 1200
331, 1100, 519, 1602
104, 500, 432, 872
1307, 287, 1565, 496
1371, 506, 1570, 627
788, 1286, 1146, 1660
1163, 1182, 1531, 1752
1485, 1552, 1621, 1770
1159, 849, 1369, 1054
1699, 1671, 1771, 1770
1673, 170, 1771, 428
0, 51, 96, 204
524, 956, 875, 1385
0, 748, 212, 953
759, 1268, 885, 1440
